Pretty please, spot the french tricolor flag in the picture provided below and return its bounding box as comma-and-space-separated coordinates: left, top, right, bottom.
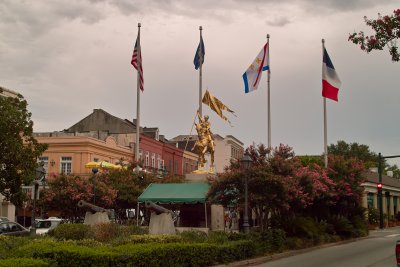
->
322, 48, 341, 101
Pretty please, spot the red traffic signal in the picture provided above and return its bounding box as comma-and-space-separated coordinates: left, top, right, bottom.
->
377, 183, 383, 189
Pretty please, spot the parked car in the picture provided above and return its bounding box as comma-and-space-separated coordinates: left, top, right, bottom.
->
396, 240, 400, 267
35, 217, 64, 235
0, 221, 30, 236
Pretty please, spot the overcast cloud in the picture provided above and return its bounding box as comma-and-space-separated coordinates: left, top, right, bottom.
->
1, 0, 399, 166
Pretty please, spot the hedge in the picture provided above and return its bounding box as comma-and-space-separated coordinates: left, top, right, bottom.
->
15, 240, 256, 267
0, 258, 49, 267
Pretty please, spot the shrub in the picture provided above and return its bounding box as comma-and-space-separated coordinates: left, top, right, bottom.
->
128, 234, 182, 244
0, 258, 49, 267
119, 225, 148, 235
90, 223, 120, 242
0, 236, 32, 259
330, 217, 355, 238
14, 239, 256, 266
246, 229, 286, 254
291, 217, 321, 240
368, 207, 379, 225
350, 215, 368, 237
48, 223, 91, 240
179, 230, 208, 243
207, 231, 230, 244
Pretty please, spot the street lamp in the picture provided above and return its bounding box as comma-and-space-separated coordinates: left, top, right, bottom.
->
92, 167, 98, 205
240, 153, 252, 234
31, 162, 46, 235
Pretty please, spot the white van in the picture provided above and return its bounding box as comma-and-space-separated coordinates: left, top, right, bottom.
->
35, 217, 64, 235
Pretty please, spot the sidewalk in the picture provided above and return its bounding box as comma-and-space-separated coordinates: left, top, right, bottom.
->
213, 233, 375, 267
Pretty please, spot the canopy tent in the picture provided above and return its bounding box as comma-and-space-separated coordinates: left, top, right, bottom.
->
138, 183, 210, 204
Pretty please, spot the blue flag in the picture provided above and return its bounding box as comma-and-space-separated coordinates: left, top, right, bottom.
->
194, 36, 205, 70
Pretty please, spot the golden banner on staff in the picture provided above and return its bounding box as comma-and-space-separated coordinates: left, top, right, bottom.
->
201, 90, 235, 123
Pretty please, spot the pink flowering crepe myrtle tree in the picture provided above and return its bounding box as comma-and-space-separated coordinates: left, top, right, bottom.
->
349, 9, 400, 61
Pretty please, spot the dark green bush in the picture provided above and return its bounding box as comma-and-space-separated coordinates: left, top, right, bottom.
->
0, 258, 49, 267
119, 225, 148, 235
369, 207, 379, 224
48, 223, 92, 240
179, 230, 208, 243
127, 234, 182, 244
14, 239, 255, 267
0, 236, 32, 259
207, 231, 230, 244
330, 216, 355, 238
90, 223, 120, 242
350, 215, 368, 237
291, 217, 322, 239
246, 228, 286, 254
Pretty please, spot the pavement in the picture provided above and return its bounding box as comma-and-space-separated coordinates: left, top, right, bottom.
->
212, 229, 390, 267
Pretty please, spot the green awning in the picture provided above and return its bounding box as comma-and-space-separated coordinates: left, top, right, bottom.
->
138, 183, 210, 204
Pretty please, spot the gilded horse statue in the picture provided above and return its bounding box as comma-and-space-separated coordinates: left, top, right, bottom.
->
192, 112, 215, 170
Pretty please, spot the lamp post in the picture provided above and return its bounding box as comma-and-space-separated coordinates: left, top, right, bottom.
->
92, 167, 98, 205
240, 153, 252, 234
31, 162, 46, 236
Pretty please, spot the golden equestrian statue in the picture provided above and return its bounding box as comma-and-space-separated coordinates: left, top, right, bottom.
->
192, 111, 215, 172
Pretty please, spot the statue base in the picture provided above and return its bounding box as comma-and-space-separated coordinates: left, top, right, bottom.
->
192, 165, 215, 175
83, 211, 110, 225
185, 169, 217, 183
149, 212, 176, 235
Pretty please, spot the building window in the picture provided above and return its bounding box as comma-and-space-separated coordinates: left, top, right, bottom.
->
145, 151, 149, 167
157, 155, 161, 169
161, 160, 165, 170
151, 153, 155, 168
60, 157, 72, 175
94, 158, 99, 162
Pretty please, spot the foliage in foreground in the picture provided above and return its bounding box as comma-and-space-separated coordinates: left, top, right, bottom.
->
0, 93, 47, 206
349, 9, 400, 61
0, 225, 368, 266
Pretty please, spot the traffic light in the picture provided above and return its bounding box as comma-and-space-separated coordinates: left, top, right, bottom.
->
377, 183, 382, 189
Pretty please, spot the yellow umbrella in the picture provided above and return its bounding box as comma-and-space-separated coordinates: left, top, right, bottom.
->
99, 161, 117, 169
85, 161, 101, 168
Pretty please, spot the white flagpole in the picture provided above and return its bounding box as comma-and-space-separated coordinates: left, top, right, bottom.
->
322, 39, 328, 168
135, 23, 141, 172
267, 34, 271, 151
199, 26, 203, 117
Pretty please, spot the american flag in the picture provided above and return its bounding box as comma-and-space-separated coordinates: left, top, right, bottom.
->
131, 31, 144, 91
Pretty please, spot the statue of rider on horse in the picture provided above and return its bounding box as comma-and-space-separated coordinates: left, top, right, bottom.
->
192, 111, 215, 171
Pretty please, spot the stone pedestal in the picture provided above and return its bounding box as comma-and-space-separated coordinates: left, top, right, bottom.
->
83, 211, 110, 225
149, 212, 176, 235
185, 173, 209, 183
211, 204, 224, 231
0, 201, 16, 222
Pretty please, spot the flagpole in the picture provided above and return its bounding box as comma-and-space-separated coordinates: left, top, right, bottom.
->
199, 26, 203, 117
267, 34, 271, 151
135, 23, 141, 172
322, 38, 328, 168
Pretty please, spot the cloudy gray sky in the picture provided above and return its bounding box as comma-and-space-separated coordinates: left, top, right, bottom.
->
1, 0, 399, 165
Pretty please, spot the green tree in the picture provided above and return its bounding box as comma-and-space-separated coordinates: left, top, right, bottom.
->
328, 140, 378, 169
0, 93, 47, 206
349, 9, 400, 61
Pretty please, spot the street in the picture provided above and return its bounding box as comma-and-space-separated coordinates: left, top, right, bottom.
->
252, 227, 400, 267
